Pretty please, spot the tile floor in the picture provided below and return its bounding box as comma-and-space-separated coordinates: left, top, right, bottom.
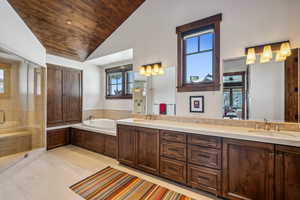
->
0, 145, 220, 200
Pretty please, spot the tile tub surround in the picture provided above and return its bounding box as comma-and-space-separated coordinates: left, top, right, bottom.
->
117, 118, 300, 147
0, 130, 32, 157
0, 146, 219, 200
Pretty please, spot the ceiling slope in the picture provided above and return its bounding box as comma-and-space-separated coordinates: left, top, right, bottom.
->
9, 0, 145, 61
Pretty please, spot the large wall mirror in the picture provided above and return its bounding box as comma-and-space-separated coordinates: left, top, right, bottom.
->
223, 48, 299, 122
133, 66, 176, 116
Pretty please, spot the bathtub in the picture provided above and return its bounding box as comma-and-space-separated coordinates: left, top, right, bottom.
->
77, 119, 117, 136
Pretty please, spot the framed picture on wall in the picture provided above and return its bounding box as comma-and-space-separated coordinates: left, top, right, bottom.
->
190, 96, 204, 113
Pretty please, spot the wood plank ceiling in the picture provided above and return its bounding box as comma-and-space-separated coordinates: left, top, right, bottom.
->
9, 0, 145, 61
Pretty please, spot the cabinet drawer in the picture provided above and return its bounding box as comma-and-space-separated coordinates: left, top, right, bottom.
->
160, 140, 186, 161
188, 145, 221, 169
47, 128, 69, 150
187, 164, 221, 195
160, 157, 186, 184
160, 130, 186, 143
188, 134, 221, 149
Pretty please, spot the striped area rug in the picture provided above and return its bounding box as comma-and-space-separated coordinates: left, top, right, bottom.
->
70, 167, 195, 200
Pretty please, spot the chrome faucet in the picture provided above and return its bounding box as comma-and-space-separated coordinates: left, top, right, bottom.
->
0, 110, 5, 124
88, 115, 94, 120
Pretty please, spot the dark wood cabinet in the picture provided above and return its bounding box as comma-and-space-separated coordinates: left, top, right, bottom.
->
62, 68, 82, 123
47, 65, 64, 126
187, 164, 221, 195
104, 135, 117, 158
117, 124, 300, 199
71, 128, 116, 158
47, 128, 70, 150
47, 64, 82, 127
188, 145, 221, 169
222, 138, 275, 200
117, 125, 136, 166
160, 157, 186, 184
117, 125, 160, 174
275, 145, 300, 200
136, 127, 159, 174
160, 140, 187, 161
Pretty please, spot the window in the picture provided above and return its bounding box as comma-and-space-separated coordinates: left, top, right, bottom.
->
106, 64, 133, 99
0, 63, 11, 98
176, 14, 222, 92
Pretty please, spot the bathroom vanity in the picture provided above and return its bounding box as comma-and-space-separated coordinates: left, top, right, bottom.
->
117, 119, 300, 200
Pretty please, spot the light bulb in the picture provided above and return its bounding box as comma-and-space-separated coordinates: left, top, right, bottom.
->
280, 42, 291, 57
275, 51, 286, 62
158, 67, 164, 75
246, 48, 256, 65
146, 65, 152, 74
153, 64, 160, 73
139, 66, 145, 75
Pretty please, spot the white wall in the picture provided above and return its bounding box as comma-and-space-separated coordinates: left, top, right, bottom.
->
100, 60, 133, 111
46, 54, 102, 110
0, 0, 46, 66
249, 60, 285, 121
88, 0, 300, 118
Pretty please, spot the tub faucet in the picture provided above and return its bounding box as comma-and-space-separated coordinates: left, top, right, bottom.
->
88, 115, 94, 120
264, 118, 271, 131
0, 110, 5, 124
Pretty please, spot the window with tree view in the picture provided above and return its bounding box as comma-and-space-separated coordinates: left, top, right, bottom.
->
176, 14, 222, 92
106, 65, 133, 99
0, 64, 10, 97
184, 29, 214, 84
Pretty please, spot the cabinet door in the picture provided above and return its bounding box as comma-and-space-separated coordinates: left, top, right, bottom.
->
117, 125, 136, 167
136, 127, 159, 174
62, 68, 82, 123
47, 128, 70, 150
275, 145, 300, 200
71, 129, 85, 147
104, 135, 116, 158
47, 65, 63, 126
222, 139, 274, 200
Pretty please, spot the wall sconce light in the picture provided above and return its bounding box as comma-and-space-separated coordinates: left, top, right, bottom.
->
139, 63, 164, 76
260, 45, 273, 63
246, 48, 256, 65
245, 41, 292, 64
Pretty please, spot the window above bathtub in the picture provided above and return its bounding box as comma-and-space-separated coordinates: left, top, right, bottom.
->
0, 62, 11, 98
105, 64, 133, 99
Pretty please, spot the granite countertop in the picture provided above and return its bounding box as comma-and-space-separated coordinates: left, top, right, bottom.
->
117, 118, 300, 147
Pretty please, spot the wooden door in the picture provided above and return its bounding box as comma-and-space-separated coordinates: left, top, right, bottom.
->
47, 64, 63, 126
117, 125, 136, 167
136, 127, 159, 174
63, 68, 82, 123
285, 48, 299, 122
275, 145, 300, 200
222, 139, 274, 200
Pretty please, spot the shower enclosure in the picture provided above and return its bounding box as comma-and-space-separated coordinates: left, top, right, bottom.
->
0, 48, 46, 172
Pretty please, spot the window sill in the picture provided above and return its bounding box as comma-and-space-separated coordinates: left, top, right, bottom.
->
106, 95, 132, 100
177, 83, 220, 92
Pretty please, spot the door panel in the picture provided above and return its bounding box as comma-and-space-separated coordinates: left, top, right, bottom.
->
47, 65, 63, 126
117, 125, 136, 167
63, 69, 82, 123
136, 127, 159, 174
222, 139, 274, 200
275, 145, 300, 200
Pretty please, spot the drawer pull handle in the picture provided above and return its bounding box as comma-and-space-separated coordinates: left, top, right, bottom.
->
197, 154, 210, 159
168, 166, 178, 172
198, 176, 209, 181
169, 148, 181, 152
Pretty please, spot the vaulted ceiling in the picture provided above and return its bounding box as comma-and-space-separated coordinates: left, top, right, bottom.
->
9, 0, 145, 61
